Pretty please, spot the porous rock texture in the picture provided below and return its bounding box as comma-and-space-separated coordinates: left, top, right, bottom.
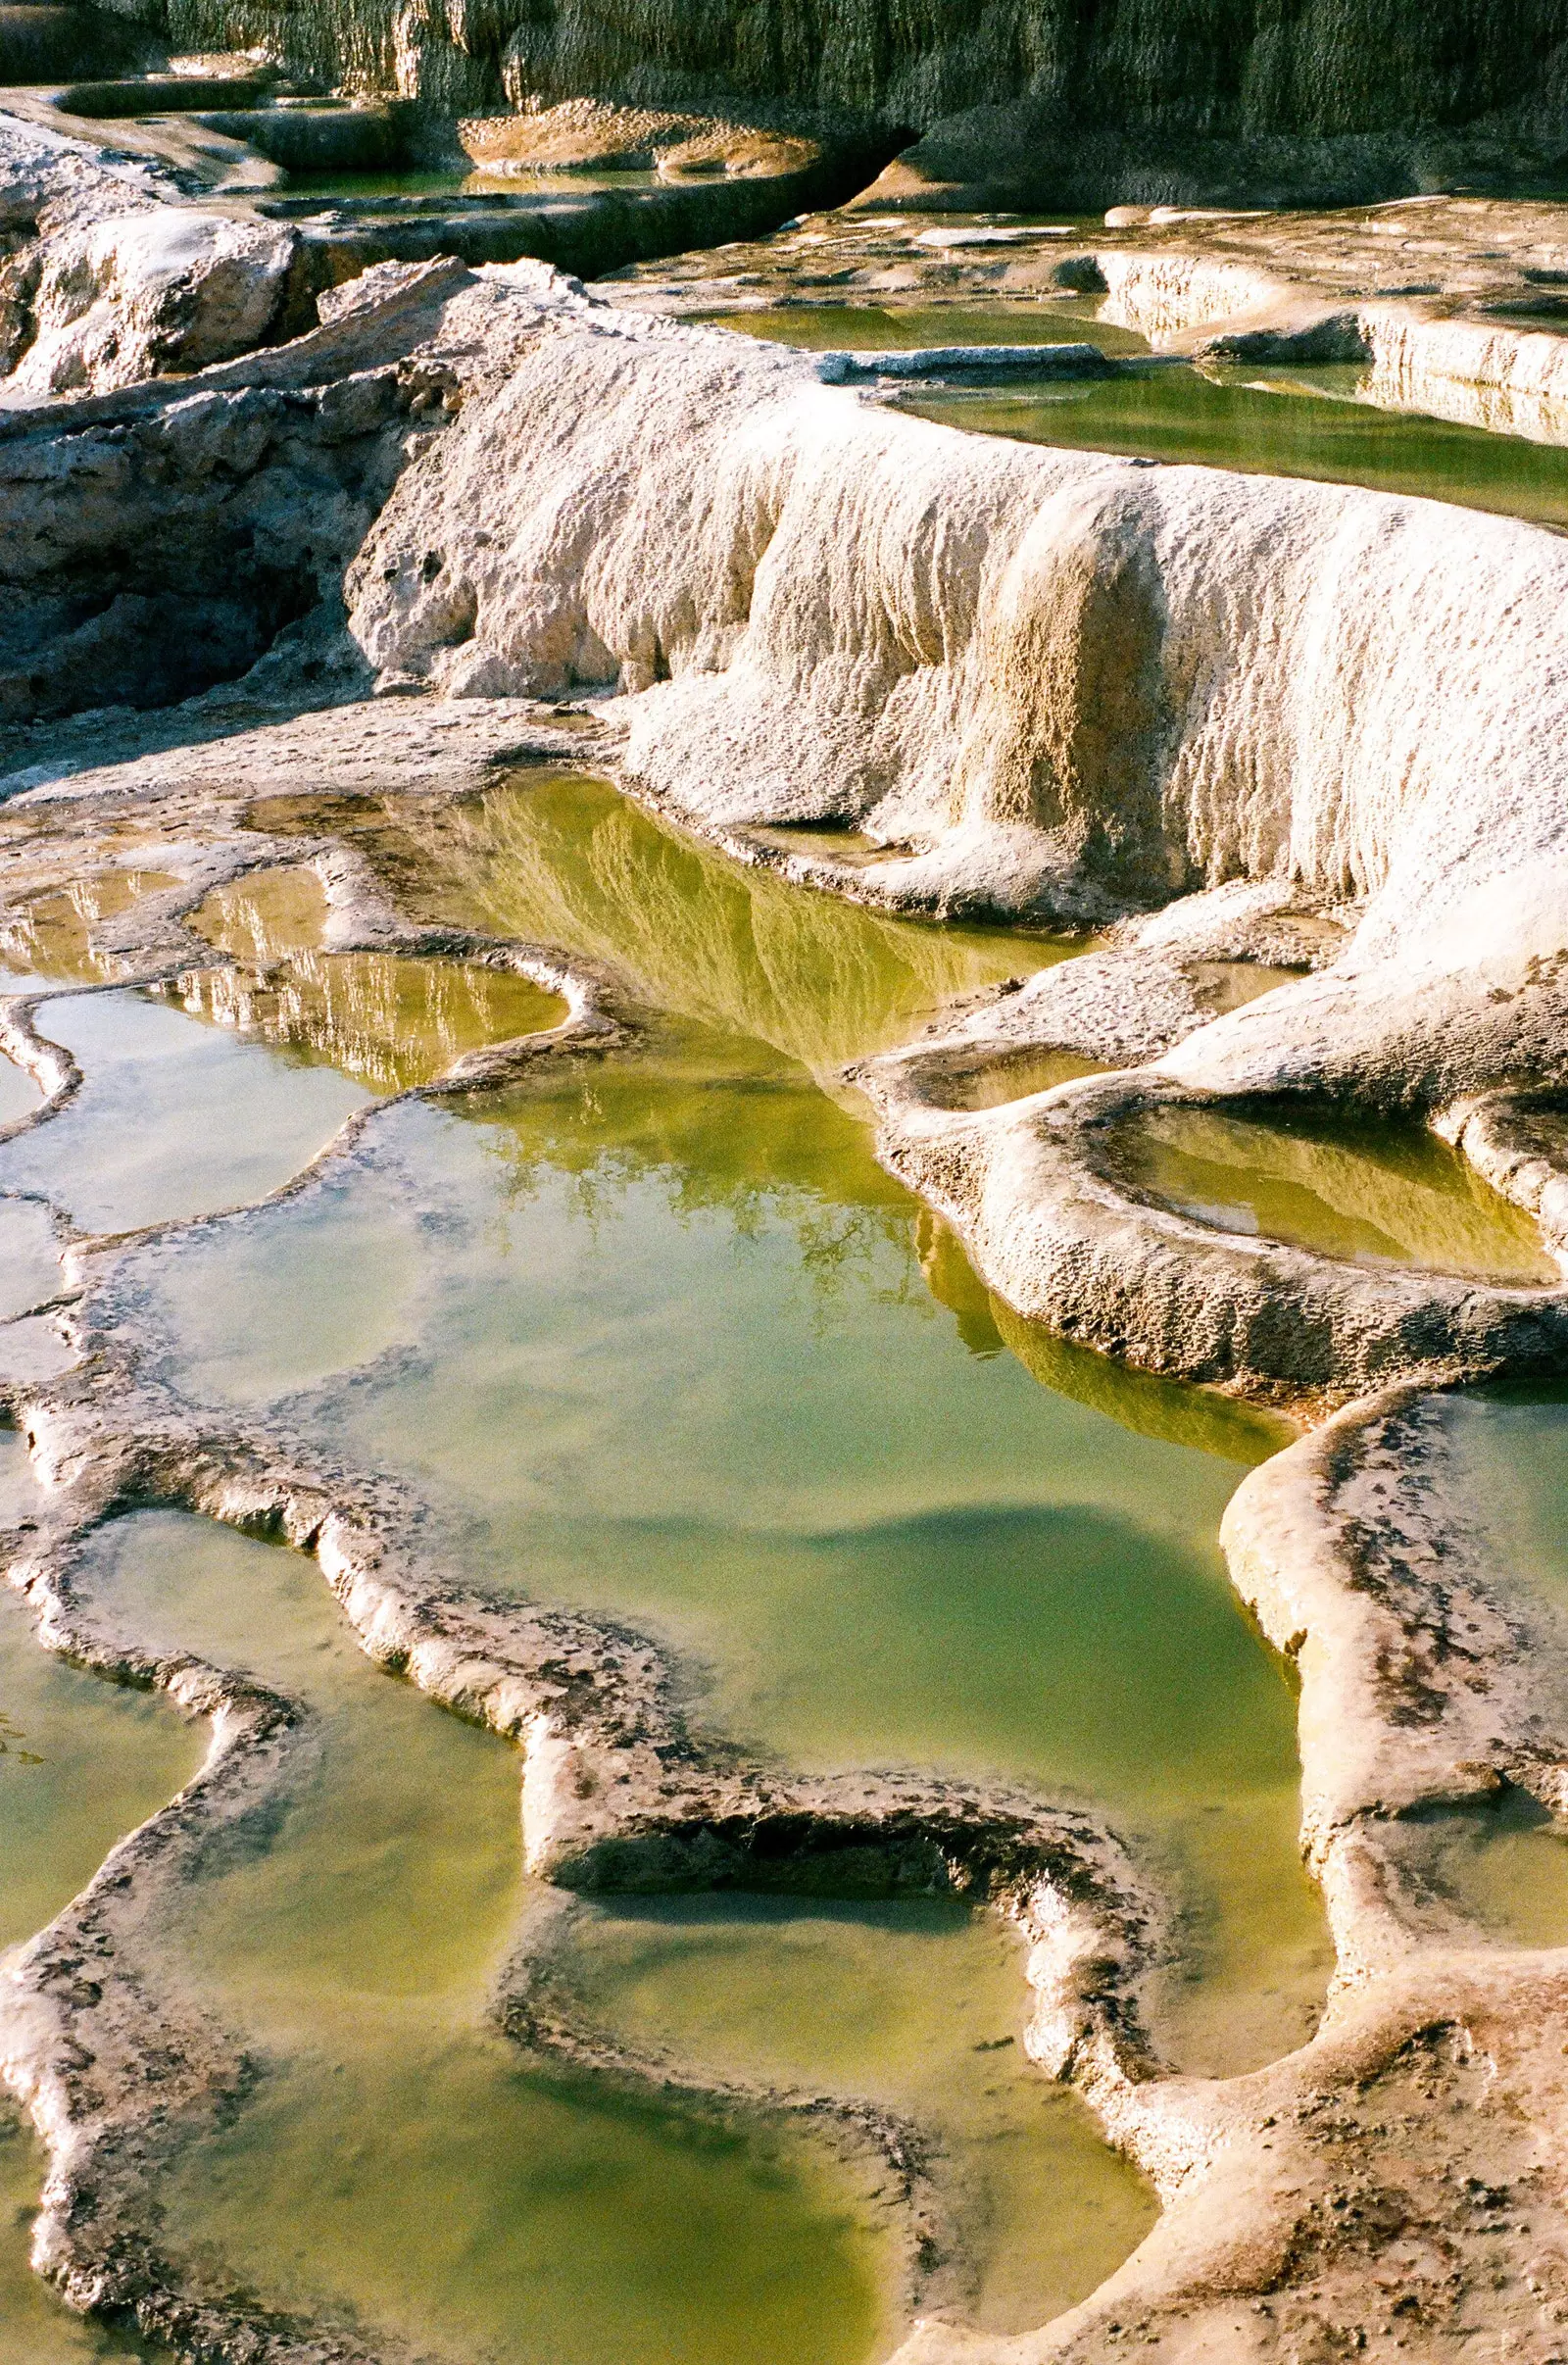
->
3, 202, 297, 391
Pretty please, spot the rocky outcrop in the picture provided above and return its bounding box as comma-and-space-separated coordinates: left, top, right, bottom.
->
1, 204, 297, 391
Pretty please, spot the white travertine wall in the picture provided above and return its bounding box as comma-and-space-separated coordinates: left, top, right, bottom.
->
348, 292, 1568, 996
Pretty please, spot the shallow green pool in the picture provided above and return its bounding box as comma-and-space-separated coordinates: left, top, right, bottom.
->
79, 1511, 902, 2364
900, 363, 1568, 528
1104, 1102, 1556, 1285
0, 1433, 194, 2365
2, 771, 1339, 2355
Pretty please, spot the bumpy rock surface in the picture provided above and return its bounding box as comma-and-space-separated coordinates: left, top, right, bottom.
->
3, 203, 297, 391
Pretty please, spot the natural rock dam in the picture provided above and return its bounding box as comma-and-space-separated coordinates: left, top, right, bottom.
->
5, 41, 1568, 2365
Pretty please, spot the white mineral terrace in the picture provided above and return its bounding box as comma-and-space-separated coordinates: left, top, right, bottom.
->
2, 85, 1568, 2365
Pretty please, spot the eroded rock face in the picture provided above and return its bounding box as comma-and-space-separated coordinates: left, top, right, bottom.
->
2, 207, 298, 393
125, 0, 1568, 206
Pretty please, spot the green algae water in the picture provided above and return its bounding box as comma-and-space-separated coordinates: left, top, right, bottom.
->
900, 363, 1568, 529
548, 1888, 1153, 2332
119, 772, 1328, 2091
704, 299, 1152, 358
4, 770, 1341, 2351
79, 1510, 899, 2365
1104, 1102, 1556, 1284
0, 1434, 193, 2365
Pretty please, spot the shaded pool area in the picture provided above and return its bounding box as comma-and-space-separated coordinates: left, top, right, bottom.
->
898, 364, 1568, 529
1103, 1102, 1557, 1285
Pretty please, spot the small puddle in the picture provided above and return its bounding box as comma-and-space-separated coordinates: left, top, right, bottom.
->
0, 1052, 40, 1128
81, 1510, 897, 2365
916, 1047, 1112, 1111
551, 1891, 1155, 2333
1104, 1103, 1557, 1284
240, 770, 1073, 1079
1188, 960, 1306, 1013
178, 863, 566, 1093
0, 1433, 201, 1955
275, 167, 666, 201
897, 364, 1568, 528
0, 874, 179, 987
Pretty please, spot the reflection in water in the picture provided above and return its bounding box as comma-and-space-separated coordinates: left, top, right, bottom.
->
132, 769, 1325, 2091
25, 768, 1337, 2348
0, 874, 177, 987
901, 364, 1568, 529
1105, 1102, 1557, 1284
0, 995, 368, 1235
703, 299, 1152, 359
85, 1512, 893, 2365
240, 771, 1069, 1081
176, 860, 564, 1095
916, 1048, 1110, 1111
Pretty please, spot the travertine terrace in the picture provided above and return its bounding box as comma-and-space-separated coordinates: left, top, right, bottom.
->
3, 23, 1568, 2365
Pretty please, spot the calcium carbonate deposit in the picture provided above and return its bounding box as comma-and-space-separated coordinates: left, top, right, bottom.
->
4, 18, 1568, 2365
